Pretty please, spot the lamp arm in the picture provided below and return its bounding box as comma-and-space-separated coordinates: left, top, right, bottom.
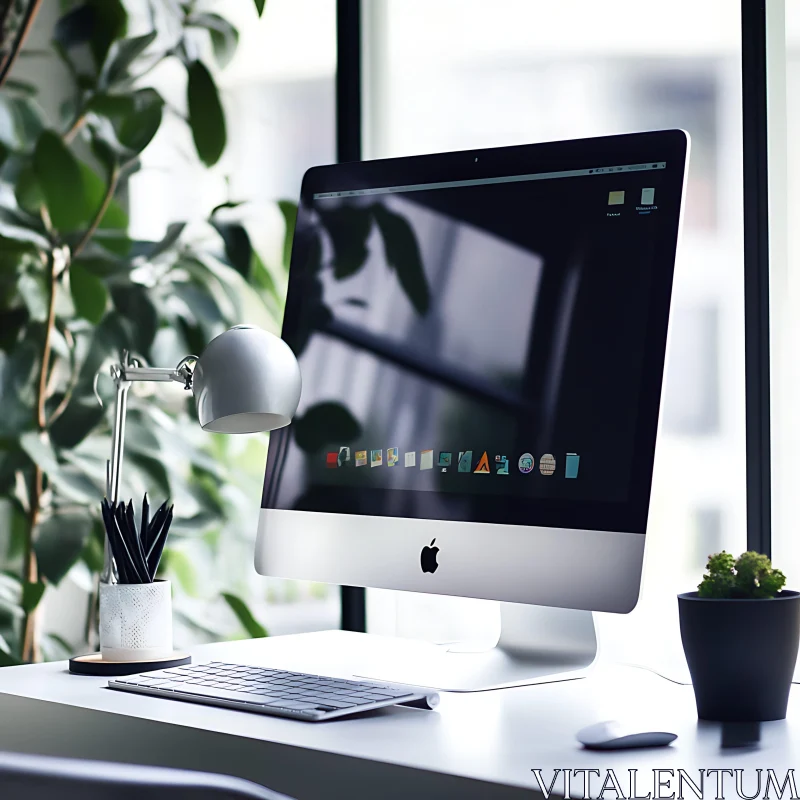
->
100, 352, 197, 584
120, 363, 195, 388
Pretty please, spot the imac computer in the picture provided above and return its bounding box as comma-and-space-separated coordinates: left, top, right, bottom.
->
255, 130, 689, 691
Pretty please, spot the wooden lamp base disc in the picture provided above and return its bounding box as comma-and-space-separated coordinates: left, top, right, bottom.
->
69, 652, 191, 677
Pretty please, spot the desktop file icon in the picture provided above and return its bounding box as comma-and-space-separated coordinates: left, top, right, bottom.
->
565, 453, 580, 479
457, 451, 473, 472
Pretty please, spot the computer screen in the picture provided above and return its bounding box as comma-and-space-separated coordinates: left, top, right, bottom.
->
263, 137, 684, 535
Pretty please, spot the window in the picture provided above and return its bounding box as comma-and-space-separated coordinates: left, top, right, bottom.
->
771, 3, 800, 585
363, 0, 745, 675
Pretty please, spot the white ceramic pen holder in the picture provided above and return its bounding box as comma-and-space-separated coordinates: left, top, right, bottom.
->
99, 580, 173, 661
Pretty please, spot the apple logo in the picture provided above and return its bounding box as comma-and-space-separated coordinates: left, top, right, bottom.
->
420, 539, 439, 574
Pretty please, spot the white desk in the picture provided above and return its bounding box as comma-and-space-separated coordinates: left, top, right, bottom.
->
0, 631, 795, 799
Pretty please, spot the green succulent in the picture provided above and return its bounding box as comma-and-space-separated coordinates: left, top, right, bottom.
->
698, 550, 786, 599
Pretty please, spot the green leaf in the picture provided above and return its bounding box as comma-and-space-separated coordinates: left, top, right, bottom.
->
110, 283, 159, 356
188, 13, 239, 69
90, 90, 164, 157
53, 5, 96, 49
21, 582, 45, 615
0, 340, 38, 436
212, 221, 252, 277
20, 432, 103, 503
91, 230, 132, 256
172, 281, 224, 328
34, 511, 93, 586
33, 131, 90, 231
40, 632, 73, 662
70, 262, 108, 324
372, 204, 430, 316
162, 548, 198, 596
14, 166, 44, 216
80, 518, 106, 574
70, 255, 129, 279
0, 648, 21, 667
78, 162, 128, 229
277, 199, 297, 269
249, 249, 280, 308
292, 401, 362, 453
0, 96, 46, 150
3, 79, 37, 97
48, 398, 105, 451
17, 271, 49, 322
254, 0, 266, 16
168, 511, 221, 536
0, 634, 10, 658
20, 432, 63, 478
0, 208, 49, 249
186, 60, 226, 167
100, 31, 157, 89
55, 0, 127, 67
222, 592, 268, 638
87, 0, 128, 68
118, 89, 163, 153
130, 221, 186, 261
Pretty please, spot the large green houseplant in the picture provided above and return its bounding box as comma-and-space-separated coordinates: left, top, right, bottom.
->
0, 0, 285, 664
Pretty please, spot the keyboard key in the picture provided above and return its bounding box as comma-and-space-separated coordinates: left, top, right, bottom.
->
312, 699, 358, 709
174, 685, 264, 704
272, 700, 319, 710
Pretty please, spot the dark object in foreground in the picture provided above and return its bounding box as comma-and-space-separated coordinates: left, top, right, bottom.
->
100, 494, 173, 584
0, 749, 292, 799
679, 590, 800, 721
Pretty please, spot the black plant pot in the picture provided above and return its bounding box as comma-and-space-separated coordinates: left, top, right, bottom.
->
678, 590, 800, 721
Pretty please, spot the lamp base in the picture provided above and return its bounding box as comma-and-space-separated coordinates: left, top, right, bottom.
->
68, 652, 190, 677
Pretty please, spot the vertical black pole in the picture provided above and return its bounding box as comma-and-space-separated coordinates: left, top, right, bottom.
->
741, 0, 771, 555
337, 0, 367, 631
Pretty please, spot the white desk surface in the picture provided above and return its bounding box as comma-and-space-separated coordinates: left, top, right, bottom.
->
0, 631, 797, 800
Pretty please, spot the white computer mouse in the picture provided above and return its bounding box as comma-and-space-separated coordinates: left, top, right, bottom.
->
576, 721, 678, 750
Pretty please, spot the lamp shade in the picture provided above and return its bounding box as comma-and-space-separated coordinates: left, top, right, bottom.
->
192, 325, 302, 434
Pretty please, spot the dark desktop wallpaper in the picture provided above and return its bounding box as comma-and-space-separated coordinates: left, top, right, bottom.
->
263, 164, 674, 533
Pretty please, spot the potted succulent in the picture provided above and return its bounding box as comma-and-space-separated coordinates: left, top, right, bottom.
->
679, 551, 800, 722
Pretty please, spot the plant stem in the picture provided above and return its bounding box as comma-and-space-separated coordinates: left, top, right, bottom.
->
0, 0, 42, 90
63, 111, 88, 144
21, 247, 58, 663
72, 163, 120, 259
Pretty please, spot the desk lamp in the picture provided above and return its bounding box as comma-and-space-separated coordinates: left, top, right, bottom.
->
101, 324, 302, 581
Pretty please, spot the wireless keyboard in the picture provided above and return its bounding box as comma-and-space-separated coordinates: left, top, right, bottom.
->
108, 661, 440, 721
